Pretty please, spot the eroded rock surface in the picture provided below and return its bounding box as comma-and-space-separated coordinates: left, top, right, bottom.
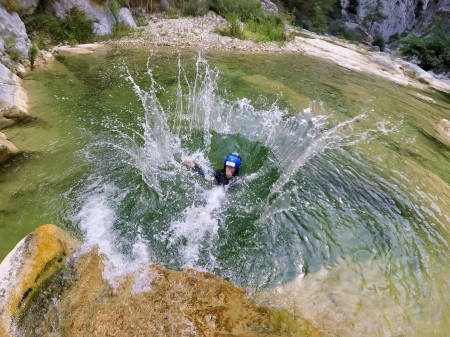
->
0, 62, 29, 130
0, 225, 325, 337
0, 131, 18, 163
0, 224, 79, 336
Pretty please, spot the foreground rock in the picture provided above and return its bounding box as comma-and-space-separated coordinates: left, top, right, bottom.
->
0, 62, 29, 130
0, 7, 31, 63
0, 225, 326, 337
0, 224, 79, 336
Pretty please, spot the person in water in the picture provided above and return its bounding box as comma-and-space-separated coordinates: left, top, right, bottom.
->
183, 152, 241, 186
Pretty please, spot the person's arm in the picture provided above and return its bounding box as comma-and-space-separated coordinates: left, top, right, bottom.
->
182, 158, 205, 176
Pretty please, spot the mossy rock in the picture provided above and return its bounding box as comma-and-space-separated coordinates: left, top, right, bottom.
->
0, 224, 79, 336
15, 248, 327, 336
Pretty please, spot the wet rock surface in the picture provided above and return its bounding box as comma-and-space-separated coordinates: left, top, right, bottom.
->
0, 224, 79, 336
0, 225, 326, 337
0, 131, 18, 163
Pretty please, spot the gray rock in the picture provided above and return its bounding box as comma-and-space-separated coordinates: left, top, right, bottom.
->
261, 0, 278, 13
343, 21, 370, 42
0, 7, 31, 60
340, 0, 417, 40
51, 0, 117, 36
160, 0, 170, 11
118, 7, 137, 29
0, 131, 18, 163
0, 62, 29, 130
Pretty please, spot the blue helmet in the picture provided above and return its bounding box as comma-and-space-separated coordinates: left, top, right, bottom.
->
224, 153, 241, 169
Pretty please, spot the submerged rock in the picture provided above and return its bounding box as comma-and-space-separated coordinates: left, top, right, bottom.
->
0, 131, 19, 163
436, 119, 450, 142
0, 225, 326, 336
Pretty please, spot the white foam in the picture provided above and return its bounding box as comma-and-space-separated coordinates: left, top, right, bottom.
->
71, 179, 155, 290
168, 186, 226, 269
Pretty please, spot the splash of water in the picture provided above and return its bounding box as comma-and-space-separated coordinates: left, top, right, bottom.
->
73, 53, 396, 289
71, 178, 155, 290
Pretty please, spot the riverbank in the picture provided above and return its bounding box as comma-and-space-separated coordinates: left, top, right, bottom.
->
2, 11, 450, 164
104, 11, 450, 93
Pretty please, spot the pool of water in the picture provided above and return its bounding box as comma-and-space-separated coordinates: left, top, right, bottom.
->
1, 46, 449, 336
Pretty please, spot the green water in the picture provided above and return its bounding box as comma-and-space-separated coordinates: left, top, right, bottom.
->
0, 46, 449, 336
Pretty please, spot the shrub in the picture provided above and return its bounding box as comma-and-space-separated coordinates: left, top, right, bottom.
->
111, 22, 134, 38
400, 19, 450, 71
4, 0, 20, 13
245, 13, 285, 42
373, 34, 385, 51
4, 37, 22, 62
22, 7, 94, 47
209, 0, 262, 21
183, 0, 209, 16
29, 43, 39, 69
278, 0, 342, 35
216, 13, 244, 38
210, 0, 286, 42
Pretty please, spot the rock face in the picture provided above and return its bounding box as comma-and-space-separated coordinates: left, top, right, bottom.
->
50, 0, 116, 36
0, 131, 18, 163
0, 7, 31, 61
0, 224, 79, 337
340, 0, 450, 41
49, 0, 136, 36
0, 62, 29, 130
0, 225, 325, 337
118, 7, 137, 29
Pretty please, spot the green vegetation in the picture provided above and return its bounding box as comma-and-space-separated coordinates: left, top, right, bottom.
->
179, 0, 287, 42
4, 37, 22, 62
29, 43, 39, 69
279, 0, 342, 34
22, 7, 95, 49
373, 34, 385, 51
400, 18, 450, 71
172, 0, 287, 42
3, 0, 20, 13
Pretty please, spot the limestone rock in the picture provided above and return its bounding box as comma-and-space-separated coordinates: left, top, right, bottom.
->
0, 62, 29, 130
261, 0, 278, 13
340, 0, 450, 41
34, 250, 324, 337
437, 119, 450, 141
33, 50, 55, 68
52, 43, 105, 55
0, 7, 31, 60
0, 231, 325, 336
50, 0, 116, 36
0, 224, 79, 337
0, 131, 18, 163
118, 7, 137, 29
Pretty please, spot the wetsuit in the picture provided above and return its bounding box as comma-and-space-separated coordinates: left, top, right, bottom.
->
192, 165, 238, 186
